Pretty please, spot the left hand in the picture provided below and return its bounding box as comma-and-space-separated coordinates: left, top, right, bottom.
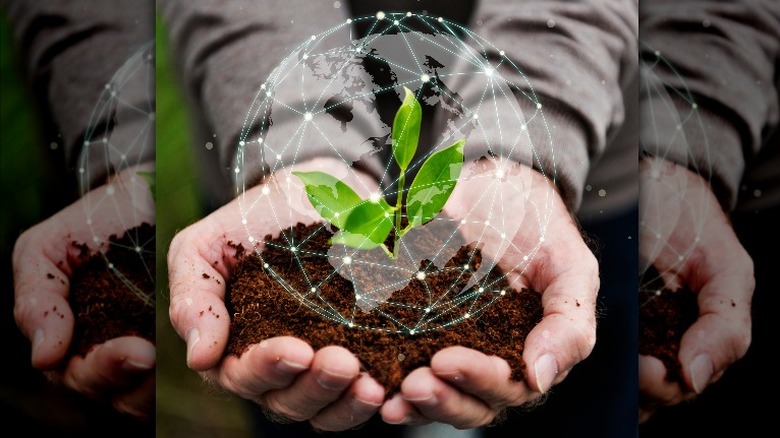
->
380, 157, 600, 428
12, 165, 156, 420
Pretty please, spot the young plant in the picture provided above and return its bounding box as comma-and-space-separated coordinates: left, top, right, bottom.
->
293, 87, 465, 258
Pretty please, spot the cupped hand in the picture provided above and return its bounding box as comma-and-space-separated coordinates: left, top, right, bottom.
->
380, 157, 600, 428
167, 158, 387, 431
12, 164, 156, 420
638, 156, 753, 423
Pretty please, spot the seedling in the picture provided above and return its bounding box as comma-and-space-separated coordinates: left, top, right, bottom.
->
294, 87, 465, 258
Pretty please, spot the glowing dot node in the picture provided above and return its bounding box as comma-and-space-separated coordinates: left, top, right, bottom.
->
83, 141, 89, 147
463, 264, 470, 270
135, 246, 141, 252
242, 219, 247, 225
500, 290, 506, 296
692, 103, 698, 109
79, 168, 85, 174
501, 233, 506, 239
302, 53, 309, 60
285, 176, 291, 182
421, 73, 430, 82
304, 112, 313, 121
496, 169, 504, 178
598, 189, 607, 197
343, 256, 352, 265
500, 50, 506, 56
346, 18, 352, 23
460, 219, 467, 224
263, 263, 269, 269
547, 19, 556, 28
311, 287, 317, 293
521, 124, 527, 131
406, 12, 412, 17
472, 114, 479, 120
93, 236, 100, 243
523, 255, 529, 261
310, 35, 316, 41
464, 313, 471, 319
536, 102, 542, 109
655, 290, 661, 296
369, 192, 382, 203
539, 236, 545, 242
424, 307, 431, 313
261, 186, 270, 195
257, 137, 263, 144
484, 67, 494, 77
410, 329, 416, 335
416, 272, 426, 281
348, 322, 355, 328
106, 186, 115, 195
437, 17, 443, 22
86, 219, 92, 225
276, 154, 282, 160
102, 137, 108, 143
234, 167, 240, 174
478, 287, 485, 293
484, 220, 490, 226
334, 212, 340, 218
260, 83, 266, 90
290, 246, 297, 252
376, 11, 385, 20
108, 263, 114, 269
248, 236, 254, 243
205, 141, 214, 150
394, 20, 399, 25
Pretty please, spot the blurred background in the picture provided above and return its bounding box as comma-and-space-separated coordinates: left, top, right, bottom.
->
0, 8, 254, 436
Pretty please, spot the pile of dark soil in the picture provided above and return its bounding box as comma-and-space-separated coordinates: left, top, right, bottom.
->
67, 223, 156, 357
639, 266, 698, 383
225, 222, 543, 395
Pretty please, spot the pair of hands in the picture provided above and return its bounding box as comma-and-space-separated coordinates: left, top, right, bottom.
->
12, 166, 156, 420
638, 157, 754, 422
167, 156, 600, 431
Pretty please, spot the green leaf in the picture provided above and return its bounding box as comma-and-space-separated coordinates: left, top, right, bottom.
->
392, 86, 422, 171
137, 171, 156, 203
330, 198, 394, 249
292, 171, 363, 229
407, 139, 465, 228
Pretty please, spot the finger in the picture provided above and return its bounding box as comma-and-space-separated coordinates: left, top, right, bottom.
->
62, 337, 155, 398
430, 347, 532, 408
209, 337, 314, 399
167, 223, 233, 371
309, 373, 385, 431
12, 229, 73, 370
380, 393, 429, 426
400, 367, 497, 429
262, 346, 359, 422
638, 355, 688, 407
111, 371, 155, 421
679, 243, 753, 393
521, 241, 599, 393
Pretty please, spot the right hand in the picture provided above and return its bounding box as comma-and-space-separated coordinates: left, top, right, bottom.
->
167, 158, 386, 431
638, 157, 754, 422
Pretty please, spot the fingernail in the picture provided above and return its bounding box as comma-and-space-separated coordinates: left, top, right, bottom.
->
404, 393, 438, 407
690, 354, 713, 394
277, 358, 308, 373
122, 342, 156, 372
185, 328, 200, 364
385, 416, 410, 425
316, 369, 353, 391
534, 354, 558, 393
436, 370, 464, 382
350, 396, 382, 413
32, 328, 45, 351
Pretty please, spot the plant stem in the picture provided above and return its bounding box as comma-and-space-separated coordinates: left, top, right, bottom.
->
394, 172, 406, 258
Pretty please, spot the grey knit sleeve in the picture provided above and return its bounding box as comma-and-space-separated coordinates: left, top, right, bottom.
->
159, 0, 387, 197
640, 0, 780, 211
2, 0, 155, 191
450, 0, 639, 212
